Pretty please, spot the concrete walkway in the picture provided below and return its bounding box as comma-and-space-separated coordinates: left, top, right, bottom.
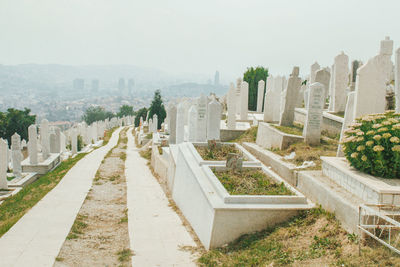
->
0, 127, 122, 267
125, 129, 197, 266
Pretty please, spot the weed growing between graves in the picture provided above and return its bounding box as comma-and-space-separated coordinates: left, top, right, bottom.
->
198, 207, 400, 266
212, 168, 293, 195
66, 214, 88, 240
272, 123, 304, 136
274, 138, 338, 170
103, 127, 118, 146
0, 153, 87, 238
230, 126, 258, 144
139, 148, 152, 160
330, 111, 345, 118
117, 248, 134, 262
195, 145, 242, 161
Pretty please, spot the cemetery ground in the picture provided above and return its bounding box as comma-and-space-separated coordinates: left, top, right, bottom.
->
55, 128, 131, 266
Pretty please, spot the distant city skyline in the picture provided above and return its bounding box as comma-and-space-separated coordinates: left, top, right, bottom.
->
0, 0, 399, 83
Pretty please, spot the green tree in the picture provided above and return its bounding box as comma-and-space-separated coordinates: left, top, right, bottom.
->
134, 107, 148, 127
148, 90, 166, 130
117, 105, 134, 118
243, 66, 269, 111
82, 106, 115, 125
0, 108, 36, 144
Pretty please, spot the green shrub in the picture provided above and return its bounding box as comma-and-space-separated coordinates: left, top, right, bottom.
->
342, 110, 400, 178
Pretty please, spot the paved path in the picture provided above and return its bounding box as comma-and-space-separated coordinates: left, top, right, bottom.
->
126, 129, 197, 266
0, 127, 122, 267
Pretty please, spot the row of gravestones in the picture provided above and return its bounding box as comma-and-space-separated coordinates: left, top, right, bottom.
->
0, 115, 133, 190
165, 94, 223, 144
226, 37, 400, 149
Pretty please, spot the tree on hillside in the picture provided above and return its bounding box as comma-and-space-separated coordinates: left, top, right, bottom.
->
243, 66, 269, 111
134, 107, 148, 127
148, 90, 166, 130
0, 108, 36, 144
82, 106, 115, 125
117, 105, 134, 118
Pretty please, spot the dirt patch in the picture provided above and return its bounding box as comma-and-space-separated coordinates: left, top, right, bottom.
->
195, 144, 242, 161
55, 128, 132, 267
212, 168, 293, 195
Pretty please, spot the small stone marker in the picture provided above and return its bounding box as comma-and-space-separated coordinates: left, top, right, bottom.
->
28, 124, 38, 164
303, 82, 325, 145
257, 80, 265, 113
11, 133, 22, 178
206, 98, 222, 141
0, 139, 8, 189
226, 153, 243, 171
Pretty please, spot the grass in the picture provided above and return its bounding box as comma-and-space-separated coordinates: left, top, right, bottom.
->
66, 214, 88, 240
198, 207, 400, 266
230, 126, 258, 144
271, 123, 304, 136
117, 248, 134, 262
139, 148, 152, 160
330, 111, 345, 118
157, 146, 163, 155
273, 138, 338, 170
103, 127, 118, 146
146, 132, 153, 139
119, 152, 127, 161
195, 144, 242, 161
0, 153, 87, 238
213, 168, 293, 195
7, 176, 15, 181
119, 208, 128, 224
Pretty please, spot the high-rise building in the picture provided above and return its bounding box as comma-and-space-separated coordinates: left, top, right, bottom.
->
127, 79, 135, 95
214, 71, 220, 86
91, 79, 99, 92
118, 78, 126, 91
73, 78, 84, 90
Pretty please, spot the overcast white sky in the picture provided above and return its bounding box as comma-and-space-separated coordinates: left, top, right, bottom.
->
0, 0, 399, 82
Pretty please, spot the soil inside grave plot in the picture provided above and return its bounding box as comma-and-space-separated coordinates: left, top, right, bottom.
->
195, 144, 244, 161
212, 168, 293, 195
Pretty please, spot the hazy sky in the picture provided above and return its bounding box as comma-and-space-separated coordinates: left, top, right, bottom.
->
1, 0, 399, 82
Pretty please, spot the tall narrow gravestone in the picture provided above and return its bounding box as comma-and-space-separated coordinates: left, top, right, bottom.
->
153, 114, 158, 133
279, 67, 302, 126
395, 48, 400, 113
176, 103, 185, 144
263, 75, 275, 122
257, 80, 265, 113
28, 124, 38, 164
196, 95, 208, 142
169, 106, 177, 144
206, 98, 222, 141
303, 82, 325, 145
329, 52, 349, 113
71, 129, 78, 155
240, 81, 249, 120
227, 83, 236, 130
337, 91, 356, 157
41, 119, 50, 160
11, 133, 22, 178
0, 139, 8, 189
188, 105, 197, 142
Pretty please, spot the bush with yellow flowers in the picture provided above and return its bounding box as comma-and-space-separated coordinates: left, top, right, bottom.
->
342, 111, 400, 178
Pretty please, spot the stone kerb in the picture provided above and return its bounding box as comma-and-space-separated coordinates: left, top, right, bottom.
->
256, 122, 304, 150
321, 157, 400, 205
172, 142, 313, 249
201, 165, 308, 205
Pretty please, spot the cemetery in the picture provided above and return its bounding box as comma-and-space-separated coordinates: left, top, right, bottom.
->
1, 33, 400, 265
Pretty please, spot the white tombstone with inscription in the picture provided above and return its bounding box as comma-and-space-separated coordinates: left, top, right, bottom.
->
329, 52, 349, 112
11, 133, 22, 178
263, 75, 275, 122
0, 139, 8, 189
303, 82, 325, 145
196, 95, 208, 142
227, 83, 236, 130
